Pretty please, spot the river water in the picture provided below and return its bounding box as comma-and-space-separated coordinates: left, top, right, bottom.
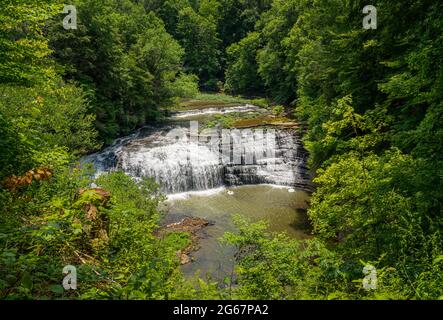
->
83, 104, 313, 278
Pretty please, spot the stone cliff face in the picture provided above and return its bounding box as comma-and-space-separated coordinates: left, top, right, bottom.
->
223, 129, 311, 191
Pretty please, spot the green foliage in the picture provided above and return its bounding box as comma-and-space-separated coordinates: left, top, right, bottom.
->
222, 216, 369, 300
272, 105, 284, 116
176, 6, 221, 90
0, 81, 99, 180
48, 0, 187, 141
222, 215, 304, 299
0, 113, 31, 180
168, 72, 200, 99
217, 0, 271, 50
80, 172, 184, 300
0, 0, 214, 300
0, 169, 203, 299
142, 0, 271, 92
223, 0, 443, 300
0, 0, 61, 86
224, 0, 300, 102
0, 165, 94, 299
204, 113, 238, 129
225, 32, 263, 94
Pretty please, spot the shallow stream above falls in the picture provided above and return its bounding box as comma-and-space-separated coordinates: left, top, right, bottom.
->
82, 103, 313, 279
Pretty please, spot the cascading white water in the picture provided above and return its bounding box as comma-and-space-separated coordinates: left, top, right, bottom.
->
120, 142, 224, 194
83, 105, 311, 194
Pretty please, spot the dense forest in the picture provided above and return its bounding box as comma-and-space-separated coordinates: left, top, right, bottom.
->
0, 0, 442, 299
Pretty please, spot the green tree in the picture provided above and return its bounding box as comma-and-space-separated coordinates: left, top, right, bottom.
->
225, 32, 263, 94
49, 0, 187, 141
176, 6, 221, 90
0, 0, 61, 86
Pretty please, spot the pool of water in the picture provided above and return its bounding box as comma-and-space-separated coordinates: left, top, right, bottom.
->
163, 185, 311, 279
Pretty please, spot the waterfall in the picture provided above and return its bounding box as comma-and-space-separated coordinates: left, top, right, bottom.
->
83, 107, 311, 194
223, 130, 310, 190
120, 142, 224, 194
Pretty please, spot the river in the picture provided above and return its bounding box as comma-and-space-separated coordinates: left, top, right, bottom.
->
83, 103, 313, 279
